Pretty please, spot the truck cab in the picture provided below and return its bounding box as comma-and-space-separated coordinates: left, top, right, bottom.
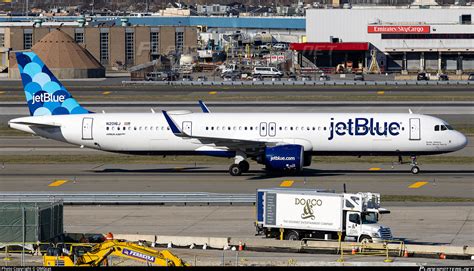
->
343, 192, 392, 243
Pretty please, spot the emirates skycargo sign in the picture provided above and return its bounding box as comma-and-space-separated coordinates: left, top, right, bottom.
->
368, 25, 430, 34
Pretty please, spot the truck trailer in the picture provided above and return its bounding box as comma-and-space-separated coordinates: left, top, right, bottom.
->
256, 188, 392, 243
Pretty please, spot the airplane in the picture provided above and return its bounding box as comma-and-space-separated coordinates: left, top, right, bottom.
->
9, 52, 468, 176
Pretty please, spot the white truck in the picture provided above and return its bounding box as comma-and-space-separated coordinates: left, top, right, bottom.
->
256, 188, 392, 243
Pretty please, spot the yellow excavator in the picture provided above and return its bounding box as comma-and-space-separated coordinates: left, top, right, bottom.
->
43, 239, 189, 267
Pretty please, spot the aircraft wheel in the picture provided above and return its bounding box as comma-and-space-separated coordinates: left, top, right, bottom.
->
239, 160, 250, 173
229, 164, 242, 176
411, 166, 420, 174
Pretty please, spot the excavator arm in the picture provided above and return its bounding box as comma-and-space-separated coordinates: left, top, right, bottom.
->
44, 240, 188, 267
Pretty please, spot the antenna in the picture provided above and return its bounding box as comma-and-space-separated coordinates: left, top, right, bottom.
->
343, 183, 347, 193
151, 108, 155, 113
408, 109, 413, 114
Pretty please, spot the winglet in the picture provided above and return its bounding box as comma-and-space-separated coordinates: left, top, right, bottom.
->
198, 100, 211, 113
162, 110, 183, 135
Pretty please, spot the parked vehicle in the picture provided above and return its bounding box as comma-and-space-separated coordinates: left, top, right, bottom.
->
468, 73, 474, 81
438, 74, 449, 81
256, 188, 392, 242
354, 73, 365, 81
221, 64, 240, 76
145, 71, 177, 81
301, 75, 312, 81
417, 72, 429, 81
181, 75, 193, 81
319, 74, 330, 81
252, 67, 283, 78
273, 43, 289, 50
222, 70, 241, 81
197, 76, 208, 82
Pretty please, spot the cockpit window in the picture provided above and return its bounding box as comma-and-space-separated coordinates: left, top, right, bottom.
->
446, 125, 454, 130
441, 125, 447, 131
434, 125, 440, 131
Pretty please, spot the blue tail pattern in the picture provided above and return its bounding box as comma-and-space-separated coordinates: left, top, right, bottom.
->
16, 52, 90, 116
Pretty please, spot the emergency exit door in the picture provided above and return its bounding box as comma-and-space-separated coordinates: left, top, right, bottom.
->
82, 117, 93, 140
409, 118, 420, 140
182, 121, 192, 135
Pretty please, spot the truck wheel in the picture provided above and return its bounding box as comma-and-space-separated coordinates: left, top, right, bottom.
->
359, 235, 372, 243
286, 230, 300, 241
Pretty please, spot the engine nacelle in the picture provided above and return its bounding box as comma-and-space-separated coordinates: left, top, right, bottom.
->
264, 144, 304, 171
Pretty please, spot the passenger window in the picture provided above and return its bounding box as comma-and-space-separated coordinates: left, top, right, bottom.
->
250, 127, 253, 130
290, 127, 293, 131
217, 127, 220, 130
206, 127, 208, 130
211, 127, 214, 130
166, 127, 170, 130
244, 127, 247, 130
106, 127, 109, 130
312, 127, 315, 131
228, 127, 231, 130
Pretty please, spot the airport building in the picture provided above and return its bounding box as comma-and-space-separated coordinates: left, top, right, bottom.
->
0, 24, 197, 73
296, 7, 474, 73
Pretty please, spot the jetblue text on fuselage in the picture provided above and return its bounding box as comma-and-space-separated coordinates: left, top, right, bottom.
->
31, 93, 65, 105
328, 118, 401, 140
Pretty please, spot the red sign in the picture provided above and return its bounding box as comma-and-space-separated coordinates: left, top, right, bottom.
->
368, 25, 430, 34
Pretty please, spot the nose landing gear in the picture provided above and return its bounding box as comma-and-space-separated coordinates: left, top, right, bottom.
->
410, 156, 420, 174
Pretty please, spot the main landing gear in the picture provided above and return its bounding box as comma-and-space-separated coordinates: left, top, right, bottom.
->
410, 155, 420, 174
229, 161, 250, 176
229, 153, 250, 176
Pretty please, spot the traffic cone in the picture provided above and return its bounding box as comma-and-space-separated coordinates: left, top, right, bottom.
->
404, 249, 409, 258
439, 253, 446, 259
351, 246, 357, 255
238, 241, 244, 251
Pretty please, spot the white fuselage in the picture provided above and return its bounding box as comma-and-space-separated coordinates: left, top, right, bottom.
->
9, 112, 468, 158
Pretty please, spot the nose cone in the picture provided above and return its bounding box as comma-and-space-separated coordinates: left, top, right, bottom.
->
454, 131, 468, 151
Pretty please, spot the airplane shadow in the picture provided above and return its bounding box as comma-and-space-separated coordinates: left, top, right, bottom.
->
91, 167, 474, 177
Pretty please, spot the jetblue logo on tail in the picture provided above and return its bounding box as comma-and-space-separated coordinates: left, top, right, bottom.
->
32, 93, 66, 105
16, 52, 90, 116
328, 118, 401, 140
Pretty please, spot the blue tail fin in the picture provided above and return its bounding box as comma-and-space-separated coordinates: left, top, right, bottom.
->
16, 52, 91, 116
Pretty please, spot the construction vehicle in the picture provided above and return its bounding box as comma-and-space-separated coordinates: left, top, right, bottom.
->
43, 239, 189, 267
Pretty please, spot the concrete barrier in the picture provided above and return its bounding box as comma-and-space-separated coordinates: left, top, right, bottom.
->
122, 80, 472, 87
86, 233, 474, 259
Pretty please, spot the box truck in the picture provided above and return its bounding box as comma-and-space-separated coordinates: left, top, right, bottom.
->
256, 188, 392, 243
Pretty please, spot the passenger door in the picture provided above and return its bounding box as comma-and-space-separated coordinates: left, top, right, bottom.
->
82, 117, 93, 140
346, 212, 361, 238
409, 118, 421, 140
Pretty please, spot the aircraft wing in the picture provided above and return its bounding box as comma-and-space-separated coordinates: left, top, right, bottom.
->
162, 110, 272, 153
